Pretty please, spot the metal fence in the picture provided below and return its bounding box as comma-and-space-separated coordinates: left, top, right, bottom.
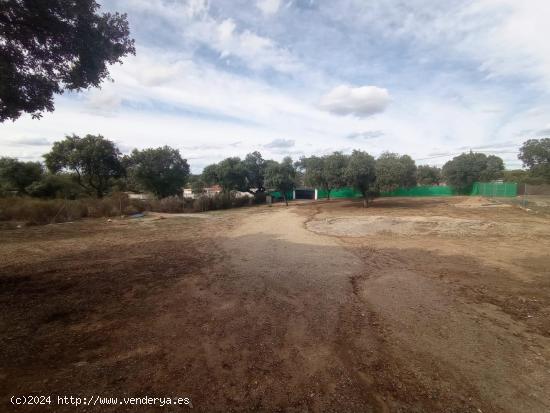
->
491, 184, 550, 212
519, 184, 550, 210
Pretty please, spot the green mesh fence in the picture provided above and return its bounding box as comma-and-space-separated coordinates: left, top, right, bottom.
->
316, 187, 363, 199
470, 182, 517, 197
314, 183, 518, 199
270, 190, 294, 200
381, 186, 456, 197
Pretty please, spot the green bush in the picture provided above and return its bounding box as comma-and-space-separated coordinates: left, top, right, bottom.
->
25, 174, 84, 199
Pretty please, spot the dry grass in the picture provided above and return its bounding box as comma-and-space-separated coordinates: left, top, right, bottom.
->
0, 192, 255, 225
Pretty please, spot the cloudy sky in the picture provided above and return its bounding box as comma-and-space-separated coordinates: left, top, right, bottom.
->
2, 0, 550, 172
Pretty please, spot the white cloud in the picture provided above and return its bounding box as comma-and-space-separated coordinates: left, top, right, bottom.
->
319, 85, 390, 117
107, 0, 300, 74
85, 88, 122, 114
257, 0, 282, 16
264, 138, 295, 148
346, 130, 384, 140
2, 0, 549, 172
199, 18, 300, 73
536, 127, 550, 137
459, 0, 550, 88
6, 137, 51, 146
338, 0, 550, 89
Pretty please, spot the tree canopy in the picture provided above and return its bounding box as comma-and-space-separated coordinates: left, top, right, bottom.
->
202, 157, 248, 192
375, 152, 417, 192
301, 155, 327, 193
125, 146, 190, 199
44, 134, 123, 198
324, 152, 349, 197
264, 157, 296, 206
301, 152, 348, 199
345, 150, 376, 206
480, 155, 505, 182
0, 0, 135, 121
243, 151, 267, 193
416, 165, 442, 186
25, 173, 83, 199
518, 138, 550, 182
442, 152, 504, 192
0, 157, 43, 194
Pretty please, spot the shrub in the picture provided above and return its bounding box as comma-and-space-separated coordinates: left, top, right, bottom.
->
0, 192, 255, 226
192, 192, 252, 212
25, 174, 84, 199
159, 196, 185, 213
86, 197, 120, 218
232, 194, 252, 208
0, 197, 89, 225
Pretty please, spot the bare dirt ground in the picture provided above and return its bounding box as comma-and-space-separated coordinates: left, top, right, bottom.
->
1, 196, 549, 412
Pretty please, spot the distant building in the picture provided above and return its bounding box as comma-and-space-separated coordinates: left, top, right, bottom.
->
233, 191, 254, 198
124, 191, 153, 200
183, 184, 222, 199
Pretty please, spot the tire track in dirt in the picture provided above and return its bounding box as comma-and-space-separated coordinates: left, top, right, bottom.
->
300, 201, 550, 413
216, 206, 484, 412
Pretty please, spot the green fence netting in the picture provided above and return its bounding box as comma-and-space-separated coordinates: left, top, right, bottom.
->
381, 186, 456, 197
316, 187, 363, 199
470, 182, 517, 197
269, 191, 294, 200
315, 182, 518, 199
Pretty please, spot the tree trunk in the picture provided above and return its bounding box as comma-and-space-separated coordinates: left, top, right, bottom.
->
327, 189, 331, 200
283, 194, 288, 206
363, 190, 369, 208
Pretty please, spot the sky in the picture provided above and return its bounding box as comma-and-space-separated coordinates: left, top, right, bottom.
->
2, 0, 550, 173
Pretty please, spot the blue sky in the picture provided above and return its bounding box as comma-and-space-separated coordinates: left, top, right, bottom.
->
2, 0, 550, 172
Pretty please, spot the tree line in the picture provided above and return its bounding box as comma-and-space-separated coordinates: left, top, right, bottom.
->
1, 134, 549, 206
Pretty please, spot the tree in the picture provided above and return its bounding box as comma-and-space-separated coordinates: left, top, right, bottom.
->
264, 157, 296, 206
416, 165, 442, 185
345, 150, 376, 207
0, 157, 43, 194
480, 155, 504, 182
125, 146, 190, 198
518, 138, 550, 182
502, 169, 546, 185
301, 155, 328, 194
202, 157, 247, 192
44, 134, 123, 198
442, 152, 504, 193
26, 173, 83, 199
191, 180, 206, 196
243, 151, 267, 193
0, 0, 135, 122
302, 152, 348, 200
324, 152, 349, 199
376, 152, 417, 192
201, 164, 219, 186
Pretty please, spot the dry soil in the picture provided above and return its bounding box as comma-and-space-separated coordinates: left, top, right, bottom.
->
1, 197, 549, 412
